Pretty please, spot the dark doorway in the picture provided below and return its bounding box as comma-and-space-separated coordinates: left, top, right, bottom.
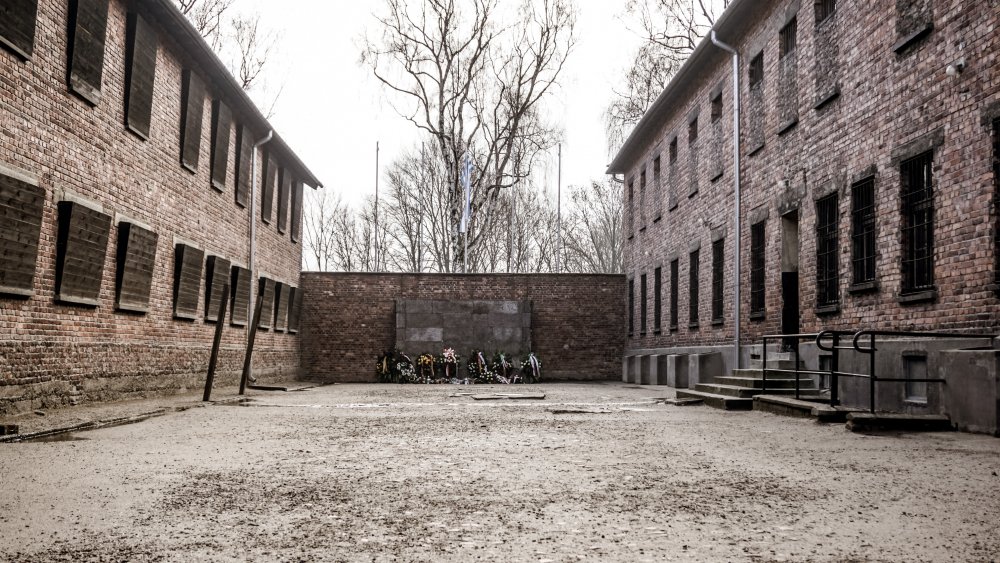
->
781, 211, 800, 349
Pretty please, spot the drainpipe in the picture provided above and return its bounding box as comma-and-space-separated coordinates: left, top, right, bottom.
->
248, 130, 274, 379
710, 30, 742, 370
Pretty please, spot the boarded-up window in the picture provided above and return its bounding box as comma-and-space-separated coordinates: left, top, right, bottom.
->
290, 180, 303, 243
0, 170, 45, 297
210, 100, 231, 191
234, 124, 251, 207
229, 265, 251, 326
67, 0, 108, 105
276, 168, 290, 234
257, 277, 275, 329
114, 222, 157, 313
56, 201, 111, 306
287, 285, 302, 334
124, 12, 157, 139
173, 243, 204, 320
273, 282, 289, 332
180, 69, 205, 172
261, 155, 276, 224
0, 0, 38, 60
204, 255, 231, 322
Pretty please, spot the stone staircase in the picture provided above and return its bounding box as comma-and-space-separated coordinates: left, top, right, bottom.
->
675, 354, 821, 410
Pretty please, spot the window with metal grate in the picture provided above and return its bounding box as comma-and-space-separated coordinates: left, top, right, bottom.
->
851, 178, 877, 285
669, 259, 679, 330
712, 239, 724, 323
900, 151, 935, 293
640, 274, 647, 335
816, 193, 840, 307
689, 249, 700, 327
750, 222, 766, 316
653, 266, 662, 332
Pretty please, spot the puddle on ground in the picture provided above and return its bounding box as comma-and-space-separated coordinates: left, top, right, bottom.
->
27, 432, 89, 443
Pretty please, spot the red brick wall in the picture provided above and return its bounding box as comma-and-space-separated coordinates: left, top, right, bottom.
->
622, 0, 1000, 354
300, 273, 626, 382
0, 0, 305, 414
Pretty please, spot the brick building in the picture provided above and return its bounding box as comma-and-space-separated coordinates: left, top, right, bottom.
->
0, 0, 320, 414
608, 0, 1000, 427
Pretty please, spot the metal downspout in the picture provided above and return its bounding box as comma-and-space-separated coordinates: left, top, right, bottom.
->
710, 30, 742, 370
248, 130, 274, 378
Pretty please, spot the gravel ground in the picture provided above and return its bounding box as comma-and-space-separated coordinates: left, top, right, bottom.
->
1, 382, 998, 562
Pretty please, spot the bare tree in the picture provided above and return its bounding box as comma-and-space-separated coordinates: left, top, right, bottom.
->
563, 179, 624, 274
605, 0, 729, 153
363, 0, 576, 271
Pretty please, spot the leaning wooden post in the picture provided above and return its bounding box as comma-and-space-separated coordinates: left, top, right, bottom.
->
239, 287, 266, 395
203, 283, 231, 402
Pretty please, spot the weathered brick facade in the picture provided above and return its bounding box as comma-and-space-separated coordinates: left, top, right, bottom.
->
610, 0, 1000, 367
0, 0, 318, 414
300, 273, 626, 382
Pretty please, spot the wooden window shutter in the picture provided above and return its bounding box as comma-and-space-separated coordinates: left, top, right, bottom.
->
55, 201, 112, 307
290, 180, 303, 243
67, 0, 109, 105
234, 124, 251, 207
0, 170, 45, 297
287, 285, 302, 334
204, 255, 231, 322
114, 222, 157, 313
0, 0, 38, 60
273, 282, 289, 332
276, 168, 290, 234
261, 154, 275, 224
229, 265, 251, 326
124, 11, 157, 139
210, 100, 231, 191
257, 277, 275, 329
180, 69, 205, 171
173, 243, 204, 320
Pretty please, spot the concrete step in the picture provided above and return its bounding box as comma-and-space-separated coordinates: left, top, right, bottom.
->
753, 395, 863, 422
694, 383, 821, 399
748, 359, 803, 370
716, 376, 816, 389
675, 389, 753, 411
732, 368, 809, 379
846, 413, 953, 433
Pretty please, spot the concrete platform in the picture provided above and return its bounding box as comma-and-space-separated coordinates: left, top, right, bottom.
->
846, 413, 953, 433
753, 395, 862, 423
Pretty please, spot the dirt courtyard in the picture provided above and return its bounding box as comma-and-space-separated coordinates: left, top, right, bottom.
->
1, 383, 998, 562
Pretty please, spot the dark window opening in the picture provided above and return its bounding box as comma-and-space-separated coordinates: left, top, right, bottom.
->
235, 125, 252, 207
750, 222, 766, 315
291, 180, 303, 243
640, 274, 648, 335
0, 0, 38, 59
901, 151, 935, 293
261, 155, 276, 224
210, 100, 231, 191
815, 0, 836, 25
124, 12, 157, 139
851, 177, 877, 285
669, 259, 679, 329
180, 69, 205, 172
816, 194, 840, 307
653, 266, 662, 331
994, 118, 1000, 285
627, 180, 634, 235
689, 249, 700, 327
711, 92, 723, 122
780, 17, 797, 59
277, 168, 290, 234
628, 278, 635, 336
689, 117, 699, 144
669, 137, 678, 164
67, 0, 109, 105
749, 52, 764, 89
652, 156, 662, 219
639, 169, 647, 227
712, 239, 724, 323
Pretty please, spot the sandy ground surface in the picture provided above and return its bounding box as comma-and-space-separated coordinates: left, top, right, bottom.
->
1, 382, 998, 562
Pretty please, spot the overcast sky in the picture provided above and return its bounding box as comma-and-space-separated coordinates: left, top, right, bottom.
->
232, 0, 642, 205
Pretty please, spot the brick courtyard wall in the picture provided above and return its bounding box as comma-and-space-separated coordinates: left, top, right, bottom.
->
615, 0, 1000, 357
0, 0, 312, 415
300, 273, 626, 382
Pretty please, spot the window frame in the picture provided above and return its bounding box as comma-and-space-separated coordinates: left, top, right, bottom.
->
748, 51, 764, 90
653, 266, 662, 333
815, 193, 840, 310
640, 273, 648, 336
711, 239, 725, 324
814, 0, 836, 26
850, 177, 877, 289
669, 259, 679, 330
900, 151, 935, 296
750, 222, 766, 317
689, 249, 700, 328
780, 16, 797, 59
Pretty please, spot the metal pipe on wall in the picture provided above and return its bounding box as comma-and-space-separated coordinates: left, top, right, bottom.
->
247, 129, 274, 380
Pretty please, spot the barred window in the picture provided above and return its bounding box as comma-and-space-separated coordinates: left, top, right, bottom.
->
639, 169, 647, 228
901, 151, 935, 293
750, 222, 766, 316
653, 266, 662, 331
628, 277, 635, 336
689, 249, 700, 327
815, 0, 836, 25
780, 17, 797, 59
851, 177, 877, 285
816, 194, 840, 307
669, 259, 679, 329
627, 179, 634, 236
994, 119, 1000, 285
689, 117, 698, 144
640, 274, 647, 335
711, 91, 723, 122
712, 239, 724, 323
749, 52, 764, 89
669, 137, 678, 164
653, 156, 662, 220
